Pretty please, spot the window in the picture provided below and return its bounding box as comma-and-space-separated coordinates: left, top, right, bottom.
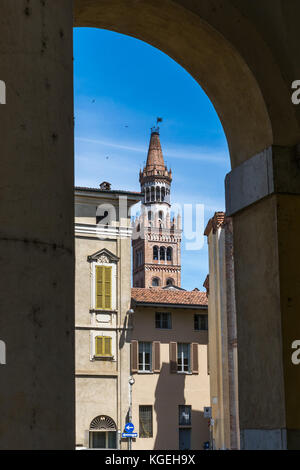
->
177, 343, 190, 372
179, 405, 191, 426
153, 246, 158, 260
90, 431, 116, 449
155, 312, 171, 329
89, 415, 117, 449
179, 405, 192, 450
95, 265, 112, 310
179, 428, 191, 450
136, 250, 143, 267
139, 406, 153, 438
138, 342, 152, 372
151, 187, 155, 201
146, 188, 150, 203
156, 187, 160, 201
159, 247, 165, 261
95, 336, 112, 357
152, 277, 160, 287
194, 314, 208, 331
166, 278, 174, 287
167, 247, 172, 261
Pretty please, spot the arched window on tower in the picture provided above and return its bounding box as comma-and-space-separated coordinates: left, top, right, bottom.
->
158, 210, 164, 228
146, 187, 150, 203
153, 246, 159, 261
161, 187, 165, 202
159, 247, 166, 261
152, 277, 160, 287
167, 247, 172, 261
156, 186, 160, 202
151, 187, 155, 202
166, 278, 174, 287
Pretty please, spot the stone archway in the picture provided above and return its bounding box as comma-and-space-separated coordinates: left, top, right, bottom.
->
0, 0, 300, 449
74, 0, 300, 450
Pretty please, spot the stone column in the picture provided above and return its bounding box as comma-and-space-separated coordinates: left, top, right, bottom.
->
226, 146, 300, 449
0, 1, 74, 449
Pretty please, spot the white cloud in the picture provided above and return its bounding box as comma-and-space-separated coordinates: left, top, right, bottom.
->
75, 136, 229, 166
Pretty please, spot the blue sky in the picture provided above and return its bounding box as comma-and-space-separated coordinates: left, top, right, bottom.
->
74, 28, 230, 290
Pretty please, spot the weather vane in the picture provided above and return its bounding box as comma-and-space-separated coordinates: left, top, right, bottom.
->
151, 117, 163, 133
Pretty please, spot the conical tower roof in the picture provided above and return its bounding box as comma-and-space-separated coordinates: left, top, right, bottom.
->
139, 127, 172, 185
145, 129, 166, 171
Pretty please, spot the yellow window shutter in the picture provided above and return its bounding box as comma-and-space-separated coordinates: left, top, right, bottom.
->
95, 336, 103, 356
104, 266, 112, 310
95, 266, 104, 309
95, 265, 112, 310
104, 337, 112, 356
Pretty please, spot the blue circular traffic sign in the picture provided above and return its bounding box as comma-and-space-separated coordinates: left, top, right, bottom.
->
125, 422, 134, 433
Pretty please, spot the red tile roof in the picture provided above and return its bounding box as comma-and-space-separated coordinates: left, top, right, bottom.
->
131, 287, 208, 307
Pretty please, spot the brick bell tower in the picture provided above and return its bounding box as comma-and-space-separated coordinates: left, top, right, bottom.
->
132, 126, 182, 288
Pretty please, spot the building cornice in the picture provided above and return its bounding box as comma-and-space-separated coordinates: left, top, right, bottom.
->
75, 223, 133, 239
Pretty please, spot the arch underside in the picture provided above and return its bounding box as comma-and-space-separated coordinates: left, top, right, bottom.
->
74, 0, 300, 168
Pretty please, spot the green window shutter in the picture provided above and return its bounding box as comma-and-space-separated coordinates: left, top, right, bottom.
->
104, 266, 112, 310
95, 265, 112, 310
95, 266, 104, 309
95, 336, 103, 356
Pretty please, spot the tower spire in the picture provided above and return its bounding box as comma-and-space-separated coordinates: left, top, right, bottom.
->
145, 128, 165, 171
140, 127, 172, 186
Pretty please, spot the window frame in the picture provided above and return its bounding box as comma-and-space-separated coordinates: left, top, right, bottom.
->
95, 335, 113, 358
91, 261, 117, 311
139, 405, 153, 438
89, 430, 117, 449
138, 341, 152, 373
177, 343, 191, 373
155, 312, 172, 329
166, 247, 172, 261
91, 331, 116, 361
194, 314, 208, 331
178, 405, 192, 426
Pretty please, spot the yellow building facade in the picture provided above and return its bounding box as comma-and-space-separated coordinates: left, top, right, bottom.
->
75, 185, 141, 449
130, 288, 210, 450
204, 212, 240, 450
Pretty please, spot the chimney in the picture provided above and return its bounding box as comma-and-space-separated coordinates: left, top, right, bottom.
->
100, 181, 111, 190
